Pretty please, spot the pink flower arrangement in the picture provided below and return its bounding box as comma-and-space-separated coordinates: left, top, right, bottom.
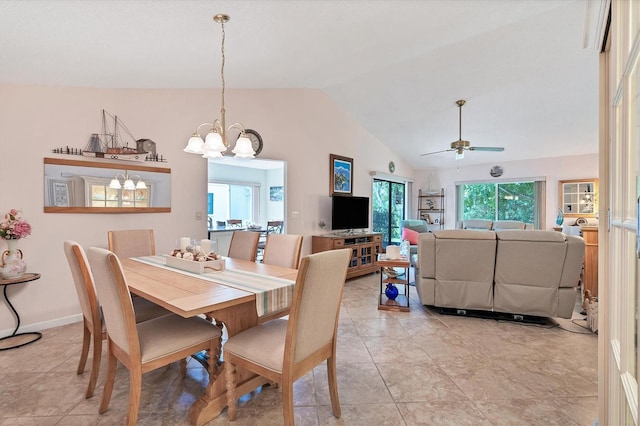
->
0, 209, 32, 240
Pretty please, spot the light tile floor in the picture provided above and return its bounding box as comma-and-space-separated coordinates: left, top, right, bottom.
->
0, 272, 598, 425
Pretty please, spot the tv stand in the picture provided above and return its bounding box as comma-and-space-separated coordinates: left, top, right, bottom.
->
312, 233, 382, 279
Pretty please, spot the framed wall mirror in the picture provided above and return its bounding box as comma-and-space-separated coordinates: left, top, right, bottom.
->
44, 157, 171, 213
558, 178, 598, 218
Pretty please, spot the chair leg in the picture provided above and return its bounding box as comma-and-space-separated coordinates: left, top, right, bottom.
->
225, 361, 237, 421
99, 344, 117, 414
77, 319, 91, 375
282, 381, 295, 426
85, 326, 102, 398
126, 367, 142, 426
327, 355, 341, 418
180, 358, 187, 378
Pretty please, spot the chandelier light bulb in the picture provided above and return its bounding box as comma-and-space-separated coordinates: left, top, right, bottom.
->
232, 135, 255, 158
184, 134, 205, 154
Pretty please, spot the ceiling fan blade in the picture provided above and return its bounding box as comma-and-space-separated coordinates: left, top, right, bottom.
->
469, 146, 505, 152
420, 148, 454, 157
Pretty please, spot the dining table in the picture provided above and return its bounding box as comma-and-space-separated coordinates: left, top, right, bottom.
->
119, 255, 298, 426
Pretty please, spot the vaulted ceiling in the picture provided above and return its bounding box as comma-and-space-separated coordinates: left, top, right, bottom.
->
0, 0, 601, 169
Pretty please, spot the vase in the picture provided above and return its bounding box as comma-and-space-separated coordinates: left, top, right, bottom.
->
1, 239, 27, 279
555, 208, 564, 227
385, 283, 399, 301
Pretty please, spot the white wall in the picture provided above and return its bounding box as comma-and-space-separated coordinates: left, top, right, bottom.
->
266, 168, 285, 223
0, 84, 412, 333
412, 153, 599, 229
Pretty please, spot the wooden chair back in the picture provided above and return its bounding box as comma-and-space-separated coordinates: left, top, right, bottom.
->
63, 240, 103, 398
227, 230, 260, 261
266, 220, 284, 234
227, 219, 243, 228
286, 249, 350, 365
224, 248, 351, 424
262, 234, 303, 269
107, 229, 155, 258
86, 247, 221, 425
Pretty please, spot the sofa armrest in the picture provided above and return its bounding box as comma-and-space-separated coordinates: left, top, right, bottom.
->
560, 235, 585, 288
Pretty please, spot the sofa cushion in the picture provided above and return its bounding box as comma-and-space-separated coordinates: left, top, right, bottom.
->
432, 230, 496, 310
492, 220, 526, 230
461, 219, 493, 230
496, 230, 565, 242
493, 231, 569, 317
402, 227, 420, 245
434, 230, 496, 240
400, 219, 430, 234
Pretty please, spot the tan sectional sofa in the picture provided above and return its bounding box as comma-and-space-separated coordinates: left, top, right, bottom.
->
415, 229, 585, 319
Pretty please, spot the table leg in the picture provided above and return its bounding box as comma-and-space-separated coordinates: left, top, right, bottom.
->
188, 300, 269, 426
0, 284, 42, 350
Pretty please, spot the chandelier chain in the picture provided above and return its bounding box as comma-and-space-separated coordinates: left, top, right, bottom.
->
220, 19, 226, 115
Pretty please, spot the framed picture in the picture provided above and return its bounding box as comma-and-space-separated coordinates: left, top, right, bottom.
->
329, 154, 353, 196
269, 186, 283, 201
433, 217, 440, 225
47, 178, 74, 207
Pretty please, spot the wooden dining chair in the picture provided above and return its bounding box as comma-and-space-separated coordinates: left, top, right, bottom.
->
257, 220, 284, 260
224, 248, 351, 425
86, 247, 222, 426
63, 241, 170, 399
227, 219, 243, 228
262, 234, 303, 269
107, 229, 156, 258
227, 230, 260, 261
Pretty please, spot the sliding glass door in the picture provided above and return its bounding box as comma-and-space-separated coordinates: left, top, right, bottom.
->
372, 179, 406, 247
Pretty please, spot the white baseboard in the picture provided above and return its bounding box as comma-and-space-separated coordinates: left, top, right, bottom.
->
1, 313, 82, 336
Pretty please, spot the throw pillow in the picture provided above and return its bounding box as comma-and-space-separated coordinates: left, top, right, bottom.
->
401, 228, 420, 245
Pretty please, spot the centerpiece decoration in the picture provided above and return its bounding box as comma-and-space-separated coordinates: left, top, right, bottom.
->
0, 209, 32, 279
165, 242, 225, 274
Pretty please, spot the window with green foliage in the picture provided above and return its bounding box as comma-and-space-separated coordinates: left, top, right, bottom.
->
457, 180, 542, 226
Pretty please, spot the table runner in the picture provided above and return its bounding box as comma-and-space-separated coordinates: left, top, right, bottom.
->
131, 256, 294, 317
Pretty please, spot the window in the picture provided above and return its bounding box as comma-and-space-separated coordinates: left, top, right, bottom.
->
456, 179, 545, 227
83, 177, 151, 208
208, 182, 259, 224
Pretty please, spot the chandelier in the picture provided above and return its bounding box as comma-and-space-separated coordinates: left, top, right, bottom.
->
184, 14, 255, 159
109, 172, 146, 190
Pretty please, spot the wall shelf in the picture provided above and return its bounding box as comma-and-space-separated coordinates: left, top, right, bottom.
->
417, 188, 444, 229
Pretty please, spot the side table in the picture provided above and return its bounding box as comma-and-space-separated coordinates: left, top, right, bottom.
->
0, 273, 42, 350
377, 255, 410, 312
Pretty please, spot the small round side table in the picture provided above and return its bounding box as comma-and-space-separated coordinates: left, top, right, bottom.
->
0, 273, 42, 350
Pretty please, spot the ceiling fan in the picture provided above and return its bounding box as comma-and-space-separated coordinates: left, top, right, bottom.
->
421, 99, 505, 160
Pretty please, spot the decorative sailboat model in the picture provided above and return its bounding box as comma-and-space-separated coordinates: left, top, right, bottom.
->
83, 110, 148, 163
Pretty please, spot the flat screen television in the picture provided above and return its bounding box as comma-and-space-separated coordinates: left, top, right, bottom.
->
331, 196, 369, 231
